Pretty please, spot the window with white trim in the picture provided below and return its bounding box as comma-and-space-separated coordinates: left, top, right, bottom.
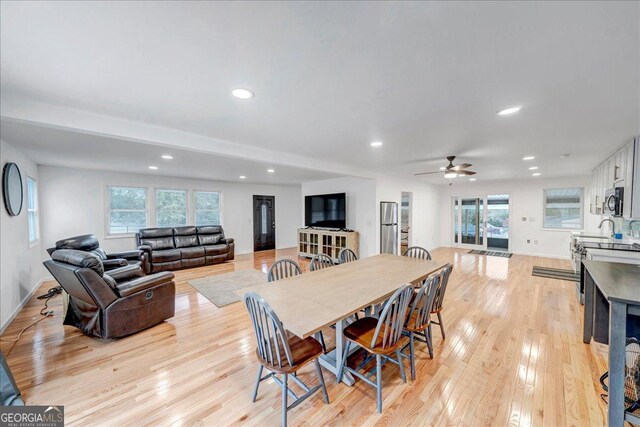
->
194, 191, 221, 225
27, 176, 39, 244
543, 188, 583, 230
156, 189, 188, 227
108, 186, 148, 234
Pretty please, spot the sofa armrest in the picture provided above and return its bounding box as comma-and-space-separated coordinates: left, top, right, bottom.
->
108, 265, 145, 283
103, 258, 128, 270
138, 245, 152, 255
223, 238, 234, 244
107, 249, 143, 261
116, 271, 175, 297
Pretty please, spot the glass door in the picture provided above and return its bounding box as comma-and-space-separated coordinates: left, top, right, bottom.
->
452, 196, 487, 249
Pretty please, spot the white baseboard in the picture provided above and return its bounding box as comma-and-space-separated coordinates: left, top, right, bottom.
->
0, 275, 53, 335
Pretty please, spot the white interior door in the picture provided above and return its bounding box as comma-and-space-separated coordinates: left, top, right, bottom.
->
452, 196, 487, 250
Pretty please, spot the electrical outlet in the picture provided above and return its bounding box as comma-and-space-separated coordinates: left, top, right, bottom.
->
527, 239, 531, 243
521, 217, 527, 221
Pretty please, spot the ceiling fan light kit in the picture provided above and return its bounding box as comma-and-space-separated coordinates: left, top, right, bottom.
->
414, 155, 476, 182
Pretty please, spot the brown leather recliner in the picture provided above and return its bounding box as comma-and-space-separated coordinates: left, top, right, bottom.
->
136, 225, 234, 273
43, 249, 176, 339
47, 234, 147, 282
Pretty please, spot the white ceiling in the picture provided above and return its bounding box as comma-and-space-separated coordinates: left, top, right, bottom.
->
1, 1, 638, 184
0, 119, 340, 185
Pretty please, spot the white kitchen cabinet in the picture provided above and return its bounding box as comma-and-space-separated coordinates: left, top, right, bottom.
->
590, 137, 636, 218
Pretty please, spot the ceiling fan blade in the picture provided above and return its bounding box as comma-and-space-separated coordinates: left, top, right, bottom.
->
413, 171, 442, 176
451, 163, 472, 171
456, 170, 477, 176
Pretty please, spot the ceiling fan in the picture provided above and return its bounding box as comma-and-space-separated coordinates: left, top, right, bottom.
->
414, 156, 477, 178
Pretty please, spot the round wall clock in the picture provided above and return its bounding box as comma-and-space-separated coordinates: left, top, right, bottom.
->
2, 162, 23, 216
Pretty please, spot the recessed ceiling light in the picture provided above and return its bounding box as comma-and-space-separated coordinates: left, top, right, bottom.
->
523, 156, 535, 161
370, 141, 383, 147
532, 172, 541, 176
444, 172, 457, 179
439, 167, 446, 171
560, 154, 570, 158
148, 166, 158, 170
267, 169, 275, 173
529, 166, 539, 170
231, 88, 254, 99
469, 178, 476, 181
161, 155, 173, 160
239, 175, 246, 179
497, 106, 522, 116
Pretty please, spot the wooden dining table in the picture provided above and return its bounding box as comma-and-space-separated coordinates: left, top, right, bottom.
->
241, 253, 448, 385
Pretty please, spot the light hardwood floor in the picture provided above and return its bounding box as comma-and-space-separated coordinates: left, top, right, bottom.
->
1, 247, 608, 426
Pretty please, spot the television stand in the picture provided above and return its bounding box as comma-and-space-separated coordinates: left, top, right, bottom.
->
297, 228, 359, 260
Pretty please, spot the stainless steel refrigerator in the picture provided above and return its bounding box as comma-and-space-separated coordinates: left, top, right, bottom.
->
380, 201, 398, 255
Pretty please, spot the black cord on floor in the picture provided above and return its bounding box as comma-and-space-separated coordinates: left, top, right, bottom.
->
0, 286, 61, 356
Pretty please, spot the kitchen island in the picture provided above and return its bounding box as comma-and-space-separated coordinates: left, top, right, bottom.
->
582, 260, 640, 426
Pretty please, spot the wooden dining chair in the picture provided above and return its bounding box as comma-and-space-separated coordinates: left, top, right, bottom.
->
401, 274, 441, 380
309, 253, 335, 271
403, 246, 432, 260
337, 285, 414, 413
267, 259, 302, 282
337, 248, 358, 264
244, 292, 329, 427
430, 264, 453, 339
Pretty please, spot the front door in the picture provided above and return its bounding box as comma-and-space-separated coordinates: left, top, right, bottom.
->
253, 195, 276, 251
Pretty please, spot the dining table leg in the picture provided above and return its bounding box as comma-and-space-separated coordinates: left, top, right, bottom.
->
318, 318, 356, 386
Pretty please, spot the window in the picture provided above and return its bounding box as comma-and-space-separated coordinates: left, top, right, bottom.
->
543, 188, 583, 230
27, 177, 39, 244
156, 189, 188, 227
108, 186, 148, 234
195, 191, 221, 225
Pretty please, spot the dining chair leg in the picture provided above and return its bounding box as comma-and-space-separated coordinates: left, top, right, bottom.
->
252, 365, 264, 402
282, 374, 288, 427
337, 340, 350, 383
425, 328, 434, 359
375, 354, 383, 414
409, 331, 416, 381
437, 312, 445, 339
314, 359, 330, 404
395, 349, 407, 383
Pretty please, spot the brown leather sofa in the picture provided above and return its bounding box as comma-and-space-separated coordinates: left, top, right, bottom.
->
47, 234, 146, 282
44, 249, 176, 339
136, 226, 234, 273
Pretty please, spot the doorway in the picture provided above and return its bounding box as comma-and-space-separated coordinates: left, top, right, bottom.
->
253, 195, 276, 252
452, 194, 510, 251
400, 192, 412, 255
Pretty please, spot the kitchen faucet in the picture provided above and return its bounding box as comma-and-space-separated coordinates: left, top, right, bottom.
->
598, 219, 616, 238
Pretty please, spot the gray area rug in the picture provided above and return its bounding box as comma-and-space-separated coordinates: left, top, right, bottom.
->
532, 266, 580, 283
188, 269, 267, 308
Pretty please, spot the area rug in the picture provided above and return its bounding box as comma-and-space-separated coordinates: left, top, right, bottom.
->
187, 269, 267, 308
468, 249, 513, 258
531, 266, 580, 283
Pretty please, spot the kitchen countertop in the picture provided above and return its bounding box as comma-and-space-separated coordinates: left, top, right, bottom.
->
586, 248, 640, 261
582, 260, 640, 305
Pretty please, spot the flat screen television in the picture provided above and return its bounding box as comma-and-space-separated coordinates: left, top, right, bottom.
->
305, 193, 346, 229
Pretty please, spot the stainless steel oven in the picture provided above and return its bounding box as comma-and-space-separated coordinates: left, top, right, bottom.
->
603, 187, 623, 216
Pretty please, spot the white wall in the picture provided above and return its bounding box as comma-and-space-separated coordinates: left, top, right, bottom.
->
1, 139, 45, 331
438, 175, 594, 259
376, 176, 442, 254
38, 166, 302, 256
301, 176, 377, 257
